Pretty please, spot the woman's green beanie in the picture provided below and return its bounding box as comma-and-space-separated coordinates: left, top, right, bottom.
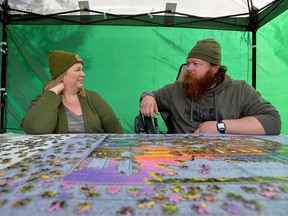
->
49, 50, 83, 79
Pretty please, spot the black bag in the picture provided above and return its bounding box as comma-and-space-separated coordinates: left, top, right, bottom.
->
134, 112, 160, 134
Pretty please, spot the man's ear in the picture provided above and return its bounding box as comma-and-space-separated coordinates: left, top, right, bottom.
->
213, 65, 220, 74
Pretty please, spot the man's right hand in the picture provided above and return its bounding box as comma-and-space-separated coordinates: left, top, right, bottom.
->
140, 95, 159, 118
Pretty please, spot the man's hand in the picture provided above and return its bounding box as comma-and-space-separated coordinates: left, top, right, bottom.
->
140, 96, 159, 118
194, 121, 219, 133
194, 117, 265, 134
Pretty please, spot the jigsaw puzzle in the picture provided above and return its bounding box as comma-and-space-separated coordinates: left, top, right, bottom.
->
63, 134, 288, 185
1, 133, 288, 215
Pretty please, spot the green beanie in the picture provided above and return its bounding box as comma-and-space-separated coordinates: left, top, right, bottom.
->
49, 50, 83, 79
187, 38, 221, 65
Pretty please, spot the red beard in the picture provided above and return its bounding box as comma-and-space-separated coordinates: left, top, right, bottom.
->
183, 70, 217, 101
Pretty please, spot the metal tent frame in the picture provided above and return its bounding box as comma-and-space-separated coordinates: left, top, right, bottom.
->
1, 0, 287, 133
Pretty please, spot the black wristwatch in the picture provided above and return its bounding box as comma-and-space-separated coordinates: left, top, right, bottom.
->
217, 120, 226, 134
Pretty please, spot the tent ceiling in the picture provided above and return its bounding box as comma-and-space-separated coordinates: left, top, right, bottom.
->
1, 0, 287, 31
5, 0, 277, 17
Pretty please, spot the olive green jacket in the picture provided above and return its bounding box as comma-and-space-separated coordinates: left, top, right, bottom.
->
21, 90, 123, 134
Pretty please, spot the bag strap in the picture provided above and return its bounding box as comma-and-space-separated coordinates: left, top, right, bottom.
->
144, 116, 156, 134
134, 112, 160, 134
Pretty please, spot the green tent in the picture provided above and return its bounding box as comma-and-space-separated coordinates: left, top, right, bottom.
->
1, 0, 287, 134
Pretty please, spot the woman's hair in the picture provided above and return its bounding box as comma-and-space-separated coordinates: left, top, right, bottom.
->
43, 73, 86, 97
212, 64, 227, 84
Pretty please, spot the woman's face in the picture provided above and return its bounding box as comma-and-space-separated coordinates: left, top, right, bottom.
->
62, 63, 85, 90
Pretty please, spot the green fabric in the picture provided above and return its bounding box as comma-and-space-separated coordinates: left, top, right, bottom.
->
49, 50, 83, 79
187, 38, 221, 65
20, 90, 123, 134
152, 75, 281, 135
6, 25, 251, 134
256, 10, 288, 134
4, 13, 288, 134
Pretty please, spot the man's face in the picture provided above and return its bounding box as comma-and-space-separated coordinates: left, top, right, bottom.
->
183, 58, 218, 101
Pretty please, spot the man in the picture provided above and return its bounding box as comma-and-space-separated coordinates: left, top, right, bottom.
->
140, 38, 281, 135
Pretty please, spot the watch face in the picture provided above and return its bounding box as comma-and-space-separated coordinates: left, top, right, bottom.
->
217, 122, 226, 132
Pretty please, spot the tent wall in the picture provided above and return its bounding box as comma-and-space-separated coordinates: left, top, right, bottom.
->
6, 26, 251, 134
1, 1, 287, 134
257, 9, 288, 134
3, 10, 288, 135
0, 25, 4, 124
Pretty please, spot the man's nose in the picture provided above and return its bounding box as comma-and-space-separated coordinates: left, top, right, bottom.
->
187, 64, 193, 71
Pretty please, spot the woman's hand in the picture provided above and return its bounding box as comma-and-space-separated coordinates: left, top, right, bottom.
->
49, 82, 65, 95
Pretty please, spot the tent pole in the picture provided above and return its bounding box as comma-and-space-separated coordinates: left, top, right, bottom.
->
252, 30, 256, 89
1, 0, 9, 133
248, 0, 258, 89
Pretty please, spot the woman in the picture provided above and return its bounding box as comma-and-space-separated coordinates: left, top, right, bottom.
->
21, 50, 123, 134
